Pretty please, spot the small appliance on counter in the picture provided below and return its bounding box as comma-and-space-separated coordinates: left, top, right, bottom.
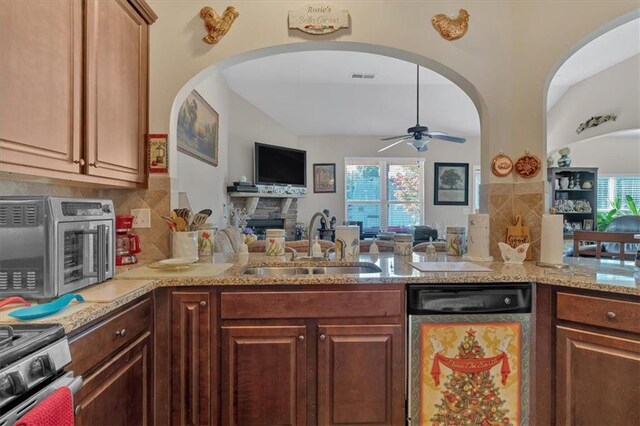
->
115, 215, 141, 266
0, 196, 115, 299
0, 324, 82, 425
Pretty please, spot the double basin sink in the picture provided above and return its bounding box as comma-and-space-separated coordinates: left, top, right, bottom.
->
242, 262, 382, 276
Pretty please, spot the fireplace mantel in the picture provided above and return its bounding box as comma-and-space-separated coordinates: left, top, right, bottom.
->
227, 192, 305, 215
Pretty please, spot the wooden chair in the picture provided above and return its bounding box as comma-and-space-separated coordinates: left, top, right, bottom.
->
572, 231, 638, 260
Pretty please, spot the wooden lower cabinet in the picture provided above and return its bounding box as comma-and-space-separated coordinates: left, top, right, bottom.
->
556, 325, 640, 426
170, 291, 216, 426
75, 333, 152, 426
221, 325, 307, 425
317, 324, 404, 426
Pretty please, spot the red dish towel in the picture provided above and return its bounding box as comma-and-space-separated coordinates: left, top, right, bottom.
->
16, 386, 74, 426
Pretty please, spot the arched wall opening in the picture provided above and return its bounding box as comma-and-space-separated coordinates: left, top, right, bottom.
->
168, 42, 486, 226
543, 9, 640, 161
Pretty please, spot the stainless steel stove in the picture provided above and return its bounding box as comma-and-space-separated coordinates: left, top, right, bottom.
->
0, 324, 81, 426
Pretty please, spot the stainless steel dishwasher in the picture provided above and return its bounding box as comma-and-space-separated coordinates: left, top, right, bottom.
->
407, 283, 531, 426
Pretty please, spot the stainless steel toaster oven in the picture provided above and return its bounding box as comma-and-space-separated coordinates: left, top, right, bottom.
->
0, 196, 115, 299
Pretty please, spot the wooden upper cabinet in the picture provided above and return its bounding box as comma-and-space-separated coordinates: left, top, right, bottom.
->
317, 324, 404, 426
0, 0, 155, 187
85, 0, 148, 183
0, 0, 82, 174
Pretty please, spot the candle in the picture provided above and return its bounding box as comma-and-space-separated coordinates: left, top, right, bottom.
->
540, 214, 564, 264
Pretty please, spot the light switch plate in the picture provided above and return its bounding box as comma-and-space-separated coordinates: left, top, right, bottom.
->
131, 208, 151, 228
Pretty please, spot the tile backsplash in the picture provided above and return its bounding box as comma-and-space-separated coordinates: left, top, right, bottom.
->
0, 175, 171, 264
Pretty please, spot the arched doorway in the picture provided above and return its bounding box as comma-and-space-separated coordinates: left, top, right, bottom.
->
168, 42, 485, 231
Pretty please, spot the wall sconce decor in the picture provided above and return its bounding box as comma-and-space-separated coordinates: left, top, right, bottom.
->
432, 9, 470, 41
575, 114, 617, 134
200, 6, 239, 45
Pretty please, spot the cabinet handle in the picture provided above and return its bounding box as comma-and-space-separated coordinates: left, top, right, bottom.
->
115, 328, 126, 337
75, 405, 82, 416
200, 300, 207, 307
73, 159, 85, 166
89, 162, 98, 168
606, 311, 616, 320
319, 334, 326, 341
298, 335, 305, 341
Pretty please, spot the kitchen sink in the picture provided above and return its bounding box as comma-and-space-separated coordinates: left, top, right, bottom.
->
242, 267, 312, 276
310, 265, 382, 275
242, 263, 382, 276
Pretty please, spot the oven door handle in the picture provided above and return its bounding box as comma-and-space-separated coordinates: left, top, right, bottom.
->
96, 224, 107, 282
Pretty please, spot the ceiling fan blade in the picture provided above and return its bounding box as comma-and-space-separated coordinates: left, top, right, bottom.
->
381, 134, 410, 141
378, 137, 412, 152
430, 134, 466, 143
423, 131, 448, 136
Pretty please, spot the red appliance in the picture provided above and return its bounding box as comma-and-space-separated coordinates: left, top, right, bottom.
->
115, 215, 141, 266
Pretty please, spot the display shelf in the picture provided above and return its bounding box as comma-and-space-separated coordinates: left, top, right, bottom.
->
547, 167, 598, 235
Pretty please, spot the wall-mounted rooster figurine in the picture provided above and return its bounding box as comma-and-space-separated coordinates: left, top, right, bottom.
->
199, 6, 239, 45
432, 9, 470, 41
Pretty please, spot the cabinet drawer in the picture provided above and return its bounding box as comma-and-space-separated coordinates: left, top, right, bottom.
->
557, 292, 640, 334
221, 289, 403, 319
69, 296, 152, 376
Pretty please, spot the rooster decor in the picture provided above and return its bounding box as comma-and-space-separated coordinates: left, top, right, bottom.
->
199, 6, 239, 45
431, 9, 470, 41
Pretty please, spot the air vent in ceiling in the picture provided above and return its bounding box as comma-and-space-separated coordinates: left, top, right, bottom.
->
351, 73, 376, 79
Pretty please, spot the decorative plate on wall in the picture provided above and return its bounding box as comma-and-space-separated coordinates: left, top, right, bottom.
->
514, 154, 541, 178
491, 154, 513, 177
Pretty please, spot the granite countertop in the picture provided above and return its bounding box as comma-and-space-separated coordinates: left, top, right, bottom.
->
117, 252, 639, 296
1, 253, 637, 334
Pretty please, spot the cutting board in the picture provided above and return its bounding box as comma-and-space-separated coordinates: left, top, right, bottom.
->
78, 279, 154, 303
0, 300, 96, 323
409, 261, 493, 272
115, 263, 234, 279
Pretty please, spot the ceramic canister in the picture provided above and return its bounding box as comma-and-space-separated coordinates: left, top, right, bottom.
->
198, 226, 216, 258
335, 225, 360, 261
265, 229, 285, 256
393, 233, 413, 256
171, 231, 199, 259
446, 226, 467, 256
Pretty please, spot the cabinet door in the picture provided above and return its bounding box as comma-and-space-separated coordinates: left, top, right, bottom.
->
317, 324, 404, 426
171, 291, 214, 425
0, 0, 82, 174
556, 326, 640, 425
221, 325, 307, 425
85, 0, 147, 183
75, 333, 152, 426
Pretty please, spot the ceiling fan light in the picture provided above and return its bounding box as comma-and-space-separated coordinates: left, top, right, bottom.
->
409, 139, 428, 152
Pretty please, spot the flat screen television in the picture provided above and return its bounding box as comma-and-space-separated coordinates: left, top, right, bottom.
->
254, 142, 306, 187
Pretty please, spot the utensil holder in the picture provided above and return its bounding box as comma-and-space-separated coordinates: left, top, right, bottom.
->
171, 231, 198, 259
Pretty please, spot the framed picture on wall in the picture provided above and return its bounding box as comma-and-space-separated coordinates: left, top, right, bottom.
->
313, 163, 336, 193
177, 90, 219, 166
434, 162, 469, 205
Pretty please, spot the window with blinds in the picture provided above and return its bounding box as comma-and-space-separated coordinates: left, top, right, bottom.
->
597, 175, 640, 212
345, 158, 425, 232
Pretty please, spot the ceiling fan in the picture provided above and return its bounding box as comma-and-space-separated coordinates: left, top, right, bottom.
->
379, 65, 466, 153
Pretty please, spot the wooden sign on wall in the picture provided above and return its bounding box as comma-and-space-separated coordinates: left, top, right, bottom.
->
288, 4, 349, 35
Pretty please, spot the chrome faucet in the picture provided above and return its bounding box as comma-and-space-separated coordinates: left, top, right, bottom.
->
284, 246, 298, 261
307, 211, 329, 256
